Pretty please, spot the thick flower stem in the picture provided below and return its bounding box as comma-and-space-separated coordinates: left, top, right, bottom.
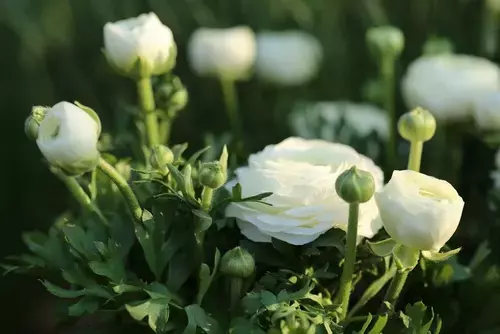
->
220, 77, 244, 153
137, 76, 160, 148
201, 187, 214, 211
159, 114, 173, 145
408, 141, 423, 171
98, 158, 143, 224
383, 269, 409, 309
229, 277, 244, 310
381, 55, 396, 170
337, 203, 359, 320
51, 167, 108, 225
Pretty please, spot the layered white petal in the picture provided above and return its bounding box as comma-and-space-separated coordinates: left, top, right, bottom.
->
226, 137, 383, 245
472, 91, 500, 130
375, 170, 464, 251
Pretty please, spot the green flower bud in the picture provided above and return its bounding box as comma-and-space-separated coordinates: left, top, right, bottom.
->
398, 107, 436, 142
156, 76, 188, 113
115, 160, 132, 181
149, 145, 174, 171
24, 106, 49, 141
335, 166, 375, 204
423, 36, 454, 55
366, 25, 405, 58
220, 246, 255, 279
198, 161, 227, 189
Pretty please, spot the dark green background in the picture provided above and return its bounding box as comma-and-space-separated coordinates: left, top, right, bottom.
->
0, 0, 493, 333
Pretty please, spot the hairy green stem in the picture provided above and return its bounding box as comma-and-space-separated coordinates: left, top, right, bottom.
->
229, 277, 243, 310
98, 158, 142, 224
337, 203, 359, 320
408, 141, 423, 171
137, 76, 160, 148
51, 167, 108, 225
201, 187, 214, 211
383, 269, 409, 308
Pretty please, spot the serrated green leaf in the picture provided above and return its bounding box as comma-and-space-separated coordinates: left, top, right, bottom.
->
145, 282, 175, 299
421, 248, 461, 262
229, 317, 266, 334
42, 280, 86, 298
183, 304, 219, 334
167, 164, 197, 204
393, 245, 420, 270
367, 238, 397, 257
399, 311, 411, 328
68, 297, 100, 317
126, 300, 150, 321
61, 224, 95, 259
88, 261, 124, 283
85, 285, 113, 299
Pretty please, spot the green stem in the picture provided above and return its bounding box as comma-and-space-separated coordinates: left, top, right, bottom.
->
201, 187, 214, 211
220, 77, 244, 152
97, 158, 143, 224
229, 277, 243, 310
337, 203, 359, 320
408, 141, 423, 171
51, 167, 108, 225
159, 115, 173, 145
137, 76, 160, 148
383, 269, 409, 309
347, 263, 397, 318
381, 55, 396, 170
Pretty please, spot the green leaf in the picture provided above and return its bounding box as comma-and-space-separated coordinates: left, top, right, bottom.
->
168, 250, 196, 292
145, 282, 175, 300
356, 313, 373, 334
393, 245, 420, 270
171, 143, 189, 162
196, 249, 221, 304
68, 297, 100, 317
126, 300, 150, 322
186, 147, 211, 166
61, 224, 96, 260
229, 317, 266, 334
183, 165, 196, 198
366, 238, 397, 257
135, 210, 163, 280
219, 145, 229, 175
192, 209, 213, 234
367, 314, 388, 334
232, 183, 242, 200
167, 164, 197, 204
183, 304, 219, 334
42, 280, 86, 298
404, 301, 437, 333
88, 260, 124, 283
399, 311, 411, 328
113, 284, 143, 294
421, 248, 461, 262
310, 229, 345, 253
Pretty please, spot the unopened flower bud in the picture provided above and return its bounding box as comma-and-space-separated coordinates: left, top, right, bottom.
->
398, 107, 436, 142
25, 106, 49, 141
199, 161, 226, 189
220, 246, 255, 279
156, 76, 188, 113
366, 25, 404, 58
335, 166, 375, 204
115, 160, 132, 181
423, 36, 454, 55
149, 145, 174, 171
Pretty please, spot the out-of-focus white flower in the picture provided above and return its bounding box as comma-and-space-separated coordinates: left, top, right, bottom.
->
472, 91, 500, 130
401, 54, 500, 122
225, 137, 384, 245
36, 102, 101, 175
255, 31, 322, 86
375, 170, 464, 252
104, 12, 176, 76
187, 26, 256, 80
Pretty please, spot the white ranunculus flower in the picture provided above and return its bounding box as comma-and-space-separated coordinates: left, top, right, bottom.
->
187, 26, 256, 80
472, 91, 500, 130
255, 31, 323, 86
375, 170, 464, 252
104, 12, 176, 76
401, 54, 500, 122
225, 137, 384, 245
36, 102, 101, 175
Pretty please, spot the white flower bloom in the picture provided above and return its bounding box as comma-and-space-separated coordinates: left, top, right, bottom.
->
225, 137, 384, 245
472, 91, 500, 130
36, 102, 100, 175
187, 26, 256, 80
255, 31, 322, 86
401, 54, 500, 122
375, 170, 464, 252
104, 12, 176, 76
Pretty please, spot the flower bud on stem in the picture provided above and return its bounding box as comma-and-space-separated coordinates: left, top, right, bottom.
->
137, 76, 160, 148
221, 247, 255, 310
97, 157, 143, 224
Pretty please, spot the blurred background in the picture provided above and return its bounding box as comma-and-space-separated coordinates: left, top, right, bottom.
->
1, 0, 499, 333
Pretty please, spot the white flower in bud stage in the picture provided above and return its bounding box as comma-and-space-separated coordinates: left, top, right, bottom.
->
36, 102, 101, 175
255, 31, 322, 86
402, 54, 500, 122
104, 12, 176, 76
225, 137, 384, 245
472, 91, 500, 130
375, 170, 464, 252
187, 26, 256, 80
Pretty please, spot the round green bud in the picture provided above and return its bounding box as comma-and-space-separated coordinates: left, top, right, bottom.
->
198, 161, 226, 189
24, 106, 49, 141
398, 107, 436, 142
220, 246, 255, 279
149, 145, 174, 171
335, 166, 375, 204
156, 76, 188, 113
366, 25, 405, 57
423, 36, 454, 55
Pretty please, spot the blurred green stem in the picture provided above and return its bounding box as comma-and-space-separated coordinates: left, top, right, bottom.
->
336, 203, 359, 320
201, 187, 214, 211
98, 158, 142, 224
50, 167, 108, 225
159, 113, 173, 145
220, 77, 244, 152
381, 55, 396, 169
137, 76, 160, 148
408, 141, 423, 171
